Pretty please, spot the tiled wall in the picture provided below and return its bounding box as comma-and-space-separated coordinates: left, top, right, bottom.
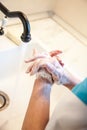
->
0, 0, 55, 15
0, 0, 87, 39
54, 0, 87, 38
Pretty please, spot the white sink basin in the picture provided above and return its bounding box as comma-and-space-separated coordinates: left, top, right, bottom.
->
0, 36, 68, 130
0, 35, 17, 51
1, 34, 86, 129
0, 38, 49, 129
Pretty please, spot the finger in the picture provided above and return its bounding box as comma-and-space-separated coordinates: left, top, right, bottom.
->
26, 62, 34, 73
49, 50, 62, 57
29, 60, 41, 75
25, 49, 38, 63
25, 55, 47, 63
29, 59, 52, 75
55, 56, 64, 66
25, 52, 50, 63
59, 60, 64, 66
33, 48, 38, 56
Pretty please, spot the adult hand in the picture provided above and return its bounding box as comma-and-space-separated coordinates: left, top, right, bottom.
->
25, 49, 64, 83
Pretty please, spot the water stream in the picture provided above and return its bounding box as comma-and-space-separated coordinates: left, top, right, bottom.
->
9, 42, 29, 118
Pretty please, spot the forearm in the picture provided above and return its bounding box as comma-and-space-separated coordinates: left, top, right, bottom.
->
22, 78, 52, 130
63, 70, 81, 90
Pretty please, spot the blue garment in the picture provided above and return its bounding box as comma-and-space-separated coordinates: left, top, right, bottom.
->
72, 78, 87, 105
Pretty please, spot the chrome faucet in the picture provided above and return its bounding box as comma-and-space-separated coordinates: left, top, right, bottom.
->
0, 2, 31, 42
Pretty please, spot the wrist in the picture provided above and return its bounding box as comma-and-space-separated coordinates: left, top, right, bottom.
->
33, 77, 52, 100
61, 66, 82, 89
64, 69, 81, 85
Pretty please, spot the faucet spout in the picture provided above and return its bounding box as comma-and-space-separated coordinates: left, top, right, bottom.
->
0, 2, 31, 42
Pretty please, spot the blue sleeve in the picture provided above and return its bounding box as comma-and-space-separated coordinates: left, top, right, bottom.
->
72, 78, 87, 105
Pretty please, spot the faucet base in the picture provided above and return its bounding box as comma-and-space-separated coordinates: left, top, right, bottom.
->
0, 27, 4, 35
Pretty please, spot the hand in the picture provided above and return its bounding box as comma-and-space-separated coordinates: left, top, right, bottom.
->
25, 49, 64, 83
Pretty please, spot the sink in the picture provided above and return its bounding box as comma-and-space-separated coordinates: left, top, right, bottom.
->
0, 37, 49, 130
0, 34, 83, 129
0, 29, 87, 129
0, 35, 17, 51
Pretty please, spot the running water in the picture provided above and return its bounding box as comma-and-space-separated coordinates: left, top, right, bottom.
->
10, 41, 30, 118
16, 41, 29, 88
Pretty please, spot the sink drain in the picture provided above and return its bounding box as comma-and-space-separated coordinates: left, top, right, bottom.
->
0, 91, 10, 111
